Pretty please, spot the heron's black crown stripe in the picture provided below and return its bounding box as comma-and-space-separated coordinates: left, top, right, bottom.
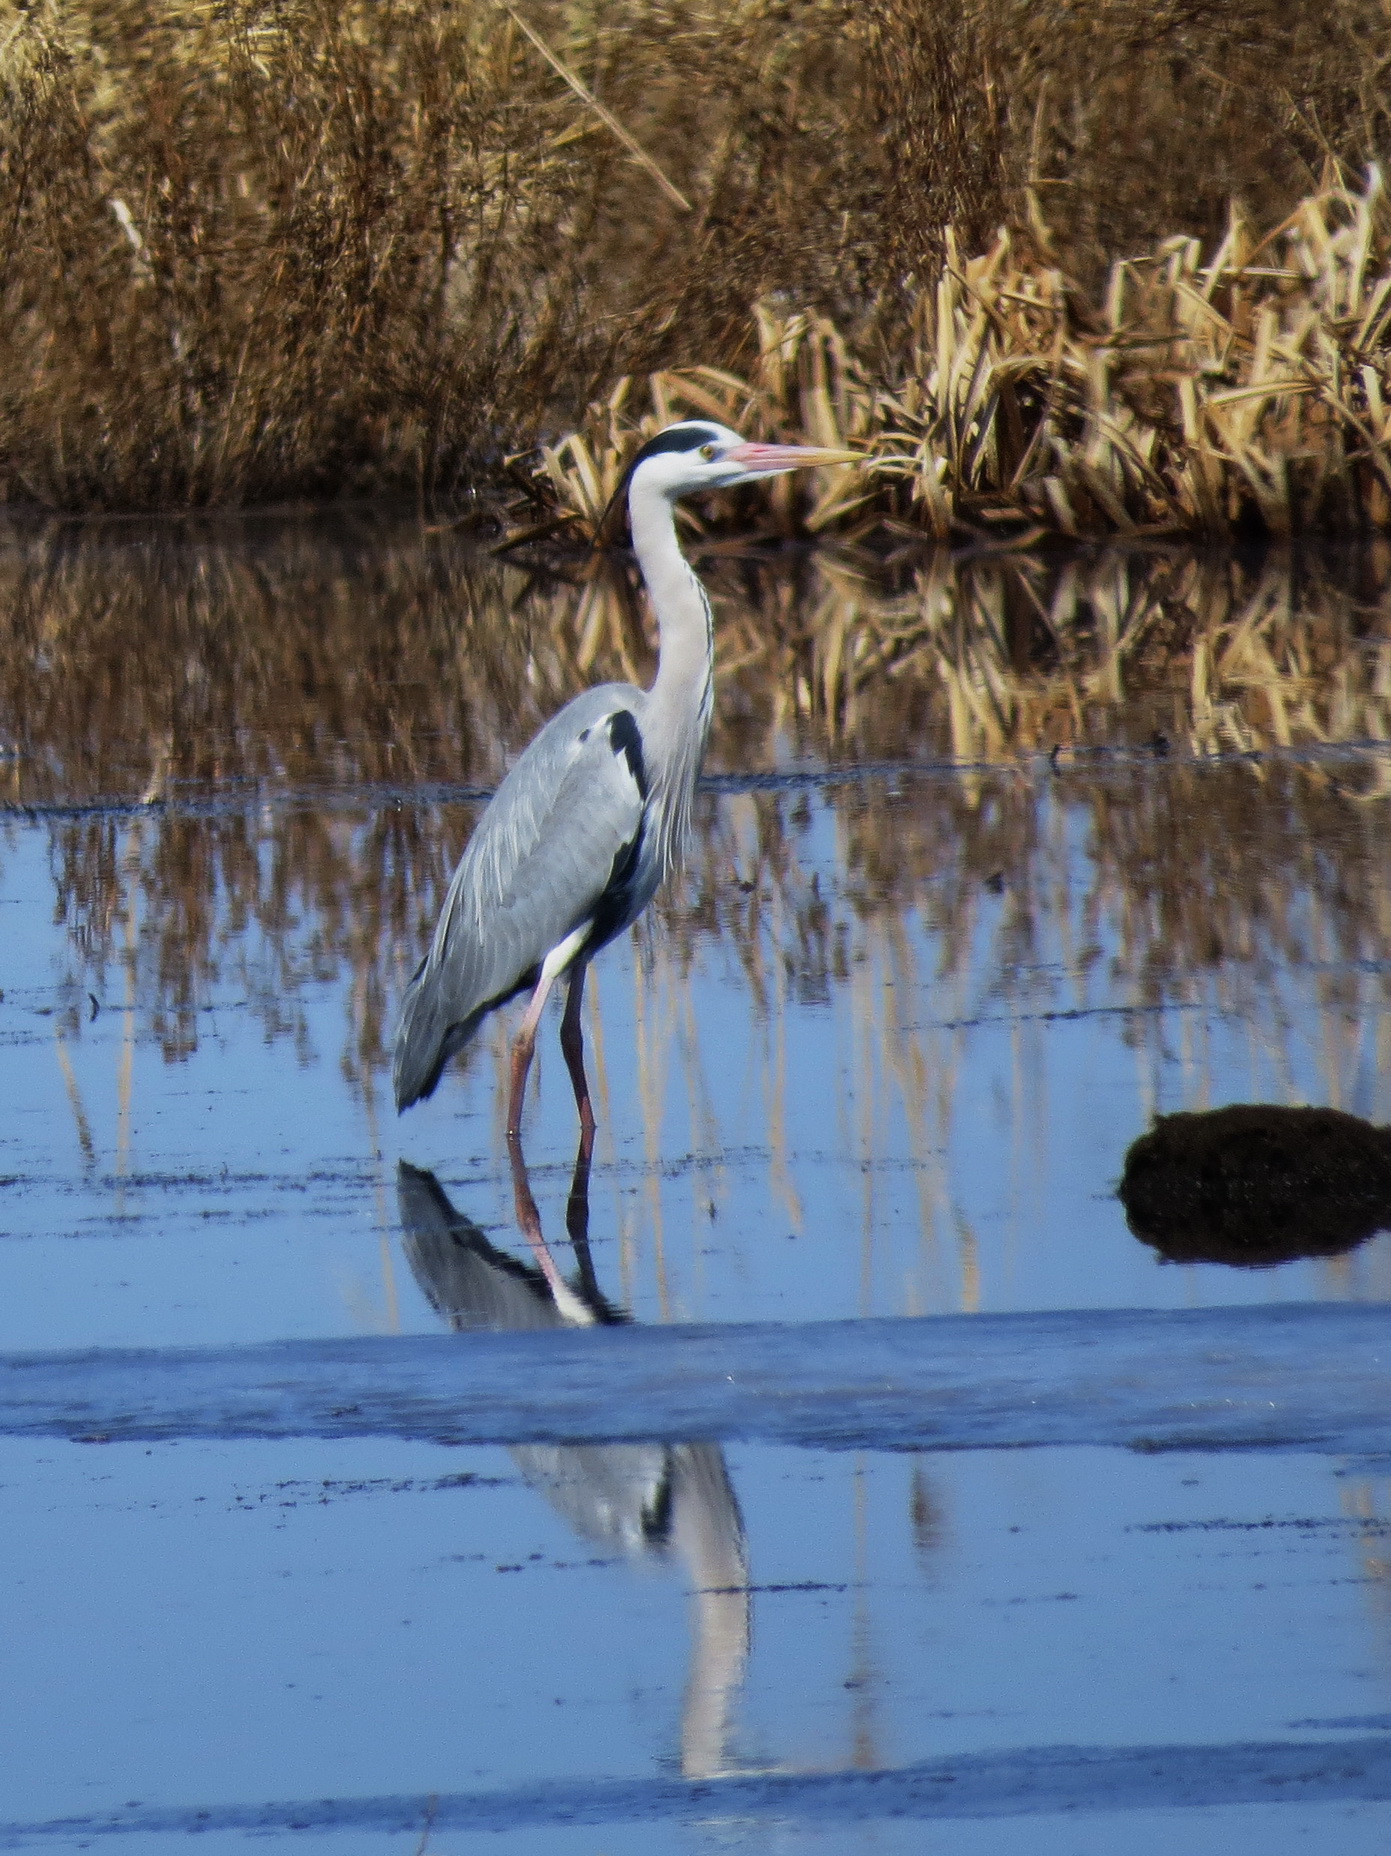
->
628, 423, 723, 466
607, 710, 647, 798
596, 424, 725, 544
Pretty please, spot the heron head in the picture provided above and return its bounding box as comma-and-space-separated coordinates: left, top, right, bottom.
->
627, 420, 861, 498
597, 420, 861, 542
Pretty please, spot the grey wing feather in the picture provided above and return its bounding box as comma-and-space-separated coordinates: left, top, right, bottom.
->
393, 684, 647, 1108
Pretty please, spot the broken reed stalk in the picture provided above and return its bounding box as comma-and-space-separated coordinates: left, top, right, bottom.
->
536, 172, 1391, 543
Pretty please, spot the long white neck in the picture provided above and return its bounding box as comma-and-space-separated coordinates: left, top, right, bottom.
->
628, 477, 715, 875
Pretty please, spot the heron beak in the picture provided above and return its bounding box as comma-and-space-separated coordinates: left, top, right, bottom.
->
723, 442, 864, 473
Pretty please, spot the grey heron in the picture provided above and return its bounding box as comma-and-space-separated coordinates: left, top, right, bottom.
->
393, 419, 859, 1135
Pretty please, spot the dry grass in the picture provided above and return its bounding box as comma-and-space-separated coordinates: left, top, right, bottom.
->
0, 0, 636, 506
537, 172, 1391, 542
2, 1, 1390, 513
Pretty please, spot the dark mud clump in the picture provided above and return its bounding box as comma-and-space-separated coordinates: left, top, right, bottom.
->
1119, 1104, 1391, 1267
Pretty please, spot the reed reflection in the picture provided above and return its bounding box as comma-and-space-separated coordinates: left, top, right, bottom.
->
10, 518, 1391, 808
397, 1146, 750, 1781
11, 519, 1391, 1280
13, 538, 1389, 1083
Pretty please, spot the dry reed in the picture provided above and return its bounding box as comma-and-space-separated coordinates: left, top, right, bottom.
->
2, 1, 1390, 515
537, 172, 1391, 542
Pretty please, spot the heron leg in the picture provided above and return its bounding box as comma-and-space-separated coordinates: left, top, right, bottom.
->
506, 964, 561, 1138
506, 1127, 568, 1301
508, 928, 591, 1139
560, 962, 597, 1147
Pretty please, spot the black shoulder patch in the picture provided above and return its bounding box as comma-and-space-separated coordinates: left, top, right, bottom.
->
607, 709, 647, 799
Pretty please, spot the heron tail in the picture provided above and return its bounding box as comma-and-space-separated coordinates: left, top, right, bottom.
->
392, 959, 468, 1111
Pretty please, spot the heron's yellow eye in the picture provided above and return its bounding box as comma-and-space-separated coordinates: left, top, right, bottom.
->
699, 442, 717, 461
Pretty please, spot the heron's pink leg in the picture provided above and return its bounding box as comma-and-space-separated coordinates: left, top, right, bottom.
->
560, 963, 596, 1150
507, 965, 560, 1138
505, 1127, 569, 1299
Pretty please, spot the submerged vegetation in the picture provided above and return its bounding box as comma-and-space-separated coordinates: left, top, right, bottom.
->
2, 0, 1391, 528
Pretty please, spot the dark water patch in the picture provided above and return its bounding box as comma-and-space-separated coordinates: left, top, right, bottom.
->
4, 1734, 1390, 1844
1121, 1106, 1391, 1267
1133, 1516, 1391, 1536
5, 1304, 1388, 1456
1291, 1717, 1391, 1733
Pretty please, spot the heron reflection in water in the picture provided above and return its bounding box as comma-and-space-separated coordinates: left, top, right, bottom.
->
396, 1141, 750, 1781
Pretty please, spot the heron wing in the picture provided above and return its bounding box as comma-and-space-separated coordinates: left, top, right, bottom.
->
393, 685, 648, 1106
438, 688, 649, 981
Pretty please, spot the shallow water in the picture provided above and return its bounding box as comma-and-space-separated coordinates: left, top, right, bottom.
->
2, 520, 1390, 1847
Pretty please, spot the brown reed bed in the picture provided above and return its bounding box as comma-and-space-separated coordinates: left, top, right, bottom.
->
2, 1, 1390, 522
535, 173, 1391, 544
